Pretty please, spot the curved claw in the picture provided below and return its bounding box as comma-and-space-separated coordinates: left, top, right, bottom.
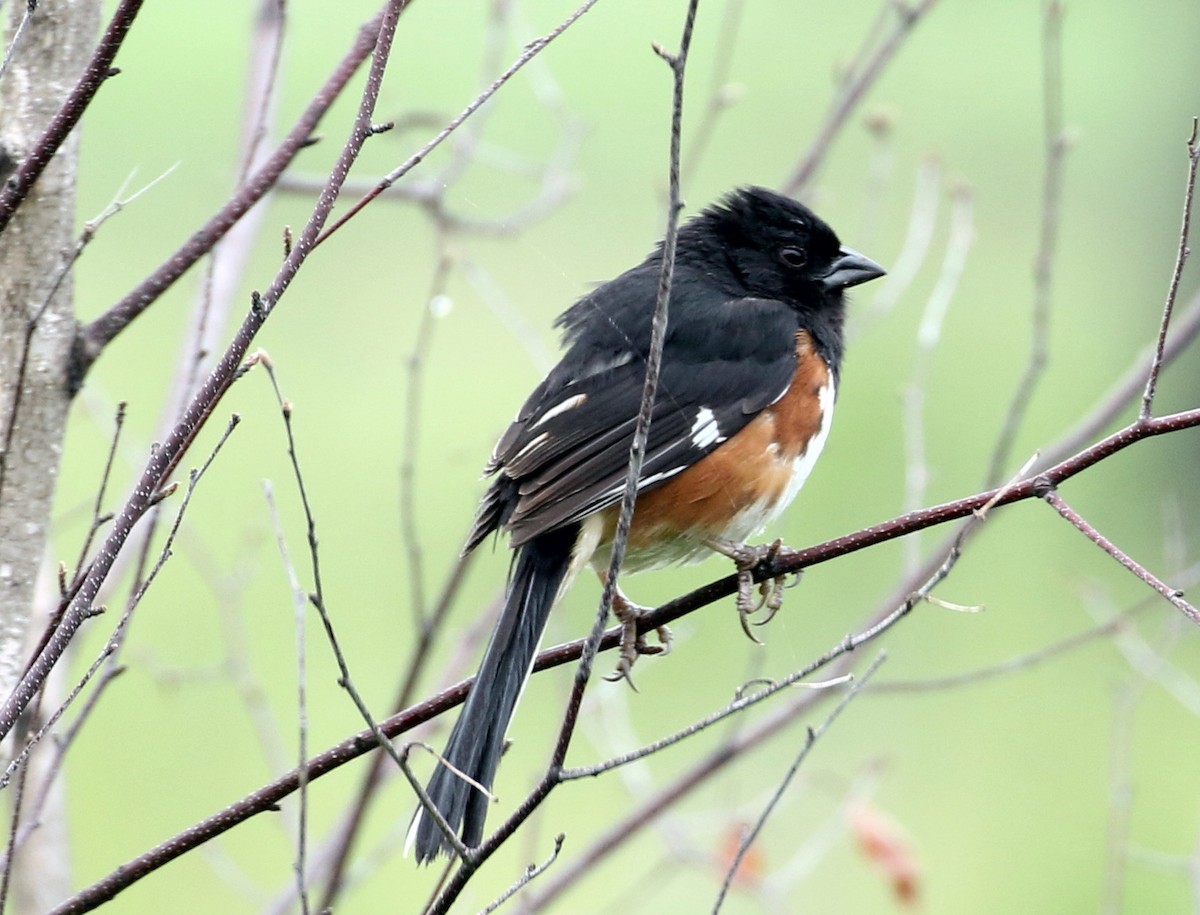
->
654, 625, 674, 657
754, 607, 780, 627
607, 591, 670, 687
605, 659, 640, 691
737, 604, 765, 645
753, 577, 787, 626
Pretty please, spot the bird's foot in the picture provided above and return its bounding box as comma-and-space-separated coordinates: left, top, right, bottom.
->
605, 590, 672, 690
706, 538, 794, 642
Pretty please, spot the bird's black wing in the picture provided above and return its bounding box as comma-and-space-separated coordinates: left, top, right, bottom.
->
468, 266, 801, 550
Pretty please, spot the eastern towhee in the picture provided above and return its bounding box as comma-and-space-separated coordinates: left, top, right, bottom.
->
410, 186, 885, 862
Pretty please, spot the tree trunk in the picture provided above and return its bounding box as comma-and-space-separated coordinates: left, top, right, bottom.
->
0, 1, 101, 908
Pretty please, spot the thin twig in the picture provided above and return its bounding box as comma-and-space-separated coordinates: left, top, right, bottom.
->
1041, 488, 1198, 623
0, 0, 142, 233
985, 0, 1068, 486
560, 667, 856, 782
0, 705, 33, 914
423, 4, 699, 910
0, 0, 407, 756
681, 0, 745, 183
900, 184, 974, 573
69, 402, 126, 592
401, 247, 454, 627
314, 0, 603, 248
258, 356, 407, 775
782, 0, 939, 196
712, 653, 886, 913
165, 0, 289, 420
432, 0, 513, 191
869, 557, 1200, 696
1039, 287, 1200, 470
1140, 117, 1199, 420
860, 157, 941, 326
0, 163, 174, 503
47, 344, 1200, 912
0, 0, 36, 81
263, 480, 312, 915
0, 409, 239, 891
277, 162, 579, 236
58, 5, 296, 791
1106, 599, 1200, 718
76, 6, 390, 372
312, 554, 479, 912
479, 834, 564, 914
871, 611, 1129, 693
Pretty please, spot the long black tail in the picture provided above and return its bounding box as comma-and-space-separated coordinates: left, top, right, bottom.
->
410, 525, 578, 862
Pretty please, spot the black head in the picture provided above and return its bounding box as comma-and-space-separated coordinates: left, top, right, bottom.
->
683, 186, 884, 311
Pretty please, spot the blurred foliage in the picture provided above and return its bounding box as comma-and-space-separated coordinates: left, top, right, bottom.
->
46, 0, 1200, 912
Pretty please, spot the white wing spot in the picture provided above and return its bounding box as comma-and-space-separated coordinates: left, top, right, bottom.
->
578, 351, 634, 380
637, 465, 686, 490
689, 406, 725, 449
513, 431, 550, 461
532, 393, 587, 428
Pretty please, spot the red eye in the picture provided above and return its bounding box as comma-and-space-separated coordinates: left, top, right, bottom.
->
779, 246, 807, 268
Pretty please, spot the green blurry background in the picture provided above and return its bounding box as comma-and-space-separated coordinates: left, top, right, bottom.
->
49, 0, 1200, 911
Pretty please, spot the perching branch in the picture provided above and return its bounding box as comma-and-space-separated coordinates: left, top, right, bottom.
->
1139, 117, 1198, 420
0, 0, 410, 753
421, 3, 700, 909
985, 0, 1070, 486
74, 6, 391, 375
0, 0, 142, 234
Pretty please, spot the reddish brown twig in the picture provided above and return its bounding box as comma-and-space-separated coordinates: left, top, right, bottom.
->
74, 7, 390, 376
420, 3, 699, 910
782, 0, 940, 196
47, 394, 1200, 913
1140, 117, 1199, 420
0, 0, 409, 754
985, 0, 1069, 486
1041, 489, 1198, 623
0, 0, 143, 233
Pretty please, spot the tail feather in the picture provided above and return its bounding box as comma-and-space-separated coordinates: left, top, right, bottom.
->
410, 525, 578, 862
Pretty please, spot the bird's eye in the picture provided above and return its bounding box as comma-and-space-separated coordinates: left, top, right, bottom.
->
778, 246, 807, 268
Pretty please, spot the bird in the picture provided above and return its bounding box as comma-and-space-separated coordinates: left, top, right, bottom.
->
408, 185, 885, 862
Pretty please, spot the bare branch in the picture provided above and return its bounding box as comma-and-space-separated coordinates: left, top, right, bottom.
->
1041, 489, 1198, 623
1140, 117, 1199, 420
782, 0, 939, 196
0, 1, 36, 81
0, 0, 141, 233
423, 3, 700, 908
1039, 287, 1200, 469
263, 480, 312, 915
480, 834, 564, 914
45, 403, 1198, 911
0, 0, 409, 754
315, 0, 603, 248
712, 654, 886, 913
76, 6, 391, 371
401, 249, 455, 627
985, 0, 1070, 486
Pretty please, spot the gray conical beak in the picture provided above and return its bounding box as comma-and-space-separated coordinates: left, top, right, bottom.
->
820, 246, 886, 291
